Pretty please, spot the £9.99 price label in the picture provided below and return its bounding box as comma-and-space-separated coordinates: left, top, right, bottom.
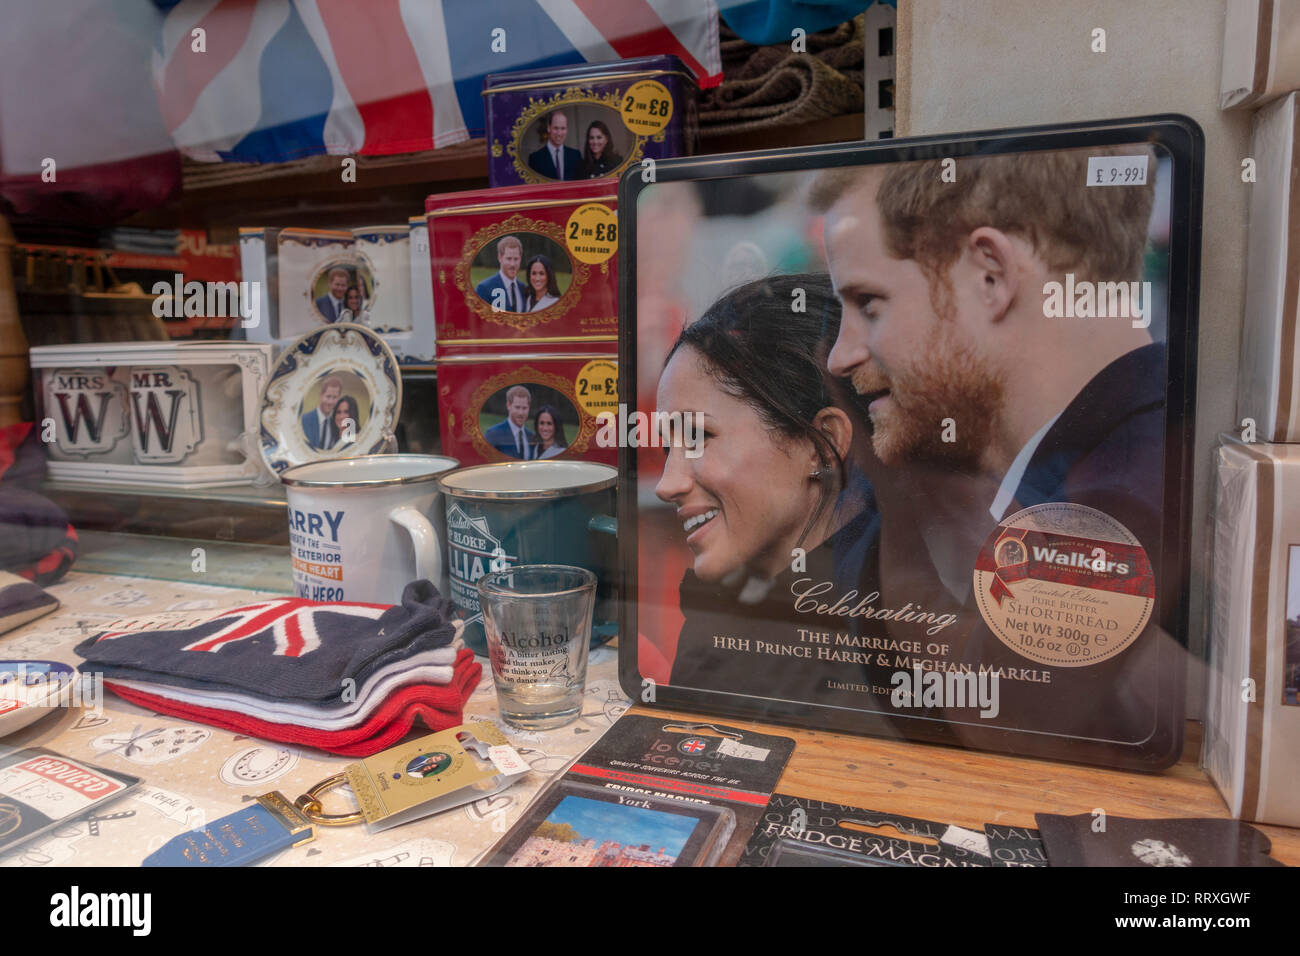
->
1086, 154, 1148, 187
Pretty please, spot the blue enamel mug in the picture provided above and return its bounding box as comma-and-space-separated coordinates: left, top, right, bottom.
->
436, 461, 617, 655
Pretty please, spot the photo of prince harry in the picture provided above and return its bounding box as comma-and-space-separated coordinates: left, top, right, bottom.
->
810, 146, 1174, 743
812, 147, 1162, 573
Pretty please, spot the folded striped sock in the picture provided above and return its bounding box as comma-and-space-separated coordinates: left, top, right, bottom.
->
105, 651, 482, 758
109, 643, 464, 729
76, 580, 462, 703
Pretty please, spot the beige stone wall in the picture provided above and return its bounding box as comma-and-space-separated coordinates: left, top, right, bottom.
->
898, 0, 1253, 707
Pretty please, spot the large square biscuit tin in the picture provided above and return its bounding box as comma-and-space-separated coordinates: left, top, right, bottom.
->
484, 54, 699, 188
426, 180, 619, 351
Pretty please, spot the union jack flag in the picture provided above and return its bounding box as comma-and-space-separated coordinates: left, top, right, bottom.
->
150, 0, 722, 164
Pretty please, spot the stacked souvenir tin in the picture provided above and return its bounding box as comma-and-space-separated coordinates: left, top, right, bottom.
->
425, 180, 620, 467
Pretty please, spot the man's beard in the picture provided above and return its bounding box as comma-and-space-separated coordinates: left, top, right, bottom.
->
850, 329, 1004, 469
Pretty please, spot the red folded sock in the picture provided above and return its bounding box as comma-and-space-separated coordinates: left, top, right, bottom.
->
105, 652, 482, 757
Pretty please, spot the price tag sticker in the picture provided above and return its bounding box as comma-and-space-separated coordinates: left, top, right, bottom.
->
486, 745, 529, 778
1086, 155, 1148, 187
620, 80, 674, 135
940, 824, 991, 857
565, 202, 618, 265
575, 360, 619, 417
716, 738, 770, 761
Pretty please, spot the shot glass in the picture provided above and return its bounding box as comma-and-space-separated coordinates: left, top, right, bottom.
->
476, 565, 597, 730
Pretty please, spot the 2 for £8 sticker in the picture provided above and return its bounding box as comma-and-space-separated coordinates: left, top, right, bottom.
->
565, 203, 618, 265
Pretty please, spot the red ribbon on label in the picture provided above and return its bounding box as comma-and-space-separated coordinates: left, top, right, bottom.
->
975, 528, 1153, 607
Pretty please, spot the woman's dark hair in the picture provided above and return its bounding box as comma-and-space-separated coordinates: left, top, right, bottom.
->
664, 272, 845, 535
333, 395, 363, 431
344, 285, 362, 310
523, 254, 561, 307
533, 404, 567, 448
583, 120, 622, 168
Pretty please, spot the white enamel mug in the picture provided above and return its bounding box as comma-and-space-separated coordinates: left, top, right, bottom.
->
280, 454, 459, 604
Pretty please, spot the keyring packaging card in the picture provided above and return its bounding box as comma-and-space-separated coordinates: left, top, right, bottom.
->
345, 721, 529, 832
617, 116, 1203, 771
481, 714, 794, 867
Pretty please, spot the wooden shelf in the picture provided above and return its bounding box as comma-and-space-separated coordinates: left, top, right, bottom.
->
125, 114, 866, 234
698, 112, 868, 155
635, 704, 1300, 865
16, 243, 184, 272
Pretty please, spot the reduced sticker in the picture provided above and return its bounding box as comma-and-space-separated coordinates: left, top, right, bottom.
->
972, 502, 1154, 667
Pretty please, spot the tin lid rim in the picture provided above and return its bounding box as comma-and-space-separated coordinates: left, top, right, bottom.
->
436, 461, 617, 499
281, 454, 461, 489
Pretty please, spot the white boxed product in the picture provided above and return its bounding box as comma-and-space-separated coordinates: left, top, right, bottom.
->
237, 223, 433, 363
407, 214, 435, 363
30, 341, 272, 488
351, 225, 411, 334
237, 226, 275, 341
1237, 92, 1300, 443
1220, 0, 1300, 110
1204, 438, 1300, 826
275, 228, 359, 339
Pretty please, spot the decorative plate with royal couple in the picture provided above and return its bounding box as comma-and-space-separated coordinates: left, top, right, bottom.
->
258, 323, 402, 476
0, 661, 77, 738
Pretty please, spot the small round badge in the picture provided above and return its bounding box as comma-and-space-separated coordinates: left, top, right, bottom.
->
406, 751, 453, 779
972, 502, 1155, 667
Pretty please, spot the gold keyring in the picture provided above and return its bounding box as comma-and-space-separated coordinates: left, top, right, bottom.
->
294, 773, 364, 827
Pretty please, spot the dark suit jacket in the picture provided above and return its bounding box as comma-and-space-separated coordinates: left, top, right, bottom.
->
817, 343, 1178, 762
528, 144, 583, 181
483, 420, 537, 459
301, 408, 331, 450
1011, 342, 1166, 561
578, 153, 623, 178
474, 273, 527, 312
949, 342, 1178, 754
315, 294, 342, 322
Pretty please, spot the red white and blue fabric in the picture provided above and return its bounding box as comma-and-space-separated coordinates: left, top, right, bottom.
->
106, 651, 481, 757
151, 0, 722, 164
75, 580, 462, 703
95, 598, 387, 657
80, 580, 481, 757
